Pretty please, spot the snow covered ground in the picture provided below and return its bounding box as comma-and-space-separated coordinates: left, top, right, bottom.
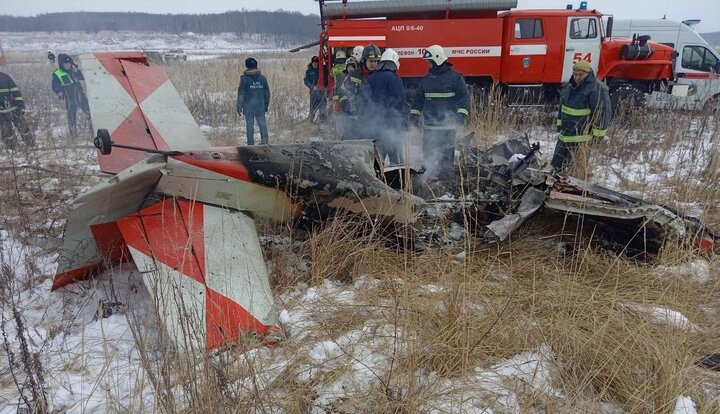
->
1, 121, 716, 413
0, 34, 718, 412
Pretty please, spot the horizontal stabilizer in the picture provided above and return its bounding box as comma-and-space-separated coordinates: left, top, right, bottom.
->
80, 52, 210, 174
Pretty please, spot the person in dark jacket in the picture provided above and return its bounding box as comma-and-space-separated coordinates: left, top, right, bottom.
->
331, 57, 358, 137
550, 59, 611, 171
52, 54, 90, 136
410, 44, 470, 180
361, 48, 407, 164
236, 57, 270, 145
1, 71, 34, 148
304, 56, 326, 123
337, 44, 382, 140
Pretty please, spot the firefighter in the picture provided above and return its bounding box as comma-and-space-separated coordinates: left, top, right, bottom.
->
236, 57, 270, 145
331, 50, 347, 81
336, 57, 357, 92
52, 54, 90, 136
410, 44, 470, 180
361, 48, 407, 164
47, 51, 55, 64
337, 43, 382, 140
331, 57, 358, 137
1, 71, 34, 149
551, 59, 611, 172
304, 56, 326, 123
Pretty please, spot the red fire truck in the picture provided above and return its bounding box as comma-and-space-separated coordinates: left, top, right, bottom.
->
316, 0, 675, 105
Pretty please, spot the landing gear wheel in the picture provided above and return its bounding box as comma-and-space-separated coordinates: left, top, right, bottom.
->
94, 129, 112, 155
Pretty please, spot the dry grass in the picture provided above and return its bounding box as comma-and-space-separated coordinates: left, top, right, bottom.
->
1, 50, 719, 413
240, 218, 720, 413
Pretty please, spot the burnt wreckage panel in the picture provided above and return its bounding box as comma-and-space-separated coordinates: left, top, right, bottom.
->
397, 136, 717, 254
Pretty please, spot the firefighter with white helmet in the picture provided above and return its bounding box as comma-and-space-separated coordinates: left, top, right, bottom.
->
337, 43, 382, 140
410, 44, 470, 180
361, 48, 407, 164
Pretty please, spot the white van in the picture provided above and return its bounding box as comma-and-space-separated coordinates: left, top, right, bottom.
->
612, 19, 720, 110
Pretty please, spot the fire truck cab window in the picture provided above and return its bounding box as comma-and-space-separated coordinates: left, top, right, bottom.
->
569, 18, 597, 39
681, 46, 719, 72
514, 19, 544, 39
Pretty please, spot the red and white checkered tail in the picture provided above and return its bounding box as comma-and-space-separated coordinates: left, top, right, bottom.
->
80, 52, 210, 174
117, 198, 280, 351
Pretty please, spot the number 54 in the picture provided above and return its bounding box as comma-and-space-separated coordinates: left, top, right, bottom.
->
573, 52, 592, 63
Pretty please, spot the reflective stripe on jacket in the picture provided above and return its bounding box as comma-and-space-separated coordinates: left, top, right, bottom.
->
53, 69, 75, 86
410, 62, 470, 128
0, 72, 24, 112
337, 66, 371, 116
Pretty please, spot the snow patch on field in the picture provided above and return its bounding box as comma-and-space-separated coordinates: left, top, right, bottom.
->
1, 31, 281, 54
624, 302, 702, 333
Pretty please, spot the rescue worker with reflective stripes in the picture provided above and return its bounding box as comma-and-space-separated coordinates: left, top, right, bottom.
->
410, 44, 470, 180
330, 49, 347, 81
0, 71, 34, 148
52, 54, 90, 136
337, 44, 381, 140
551, 59, 612, 171
360, 48, 407, 164
331, 57, 358, 137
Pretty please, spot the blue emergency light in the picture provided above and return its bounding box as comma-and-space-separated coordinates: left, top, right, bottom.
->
566, 2, 587, 10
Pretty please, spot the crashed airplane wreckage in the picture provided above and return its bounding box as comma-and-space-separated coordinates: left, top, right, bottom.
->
52, 52, 718, 353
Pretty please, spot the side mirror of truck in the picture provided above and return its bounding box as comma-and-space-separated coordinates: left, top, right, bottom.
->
605, 16, 614, 39
714, 62, 720, 74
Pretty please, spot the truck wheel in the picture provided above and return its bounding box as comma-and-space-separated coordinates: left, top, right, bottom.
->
610, 84, 644, 111
704, 94, 720, 114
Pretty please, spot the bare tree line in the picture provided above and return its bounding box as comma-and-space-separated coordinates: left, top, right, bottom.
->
0, 11, 320, 42
701, 32, 720, 47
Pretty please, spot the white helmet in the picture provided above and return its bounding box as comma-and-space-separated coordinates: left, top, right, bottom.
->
335, 49, 347, 60
351, 45, 364, 61
380, 48, 400, 70
423, 44, 447, 66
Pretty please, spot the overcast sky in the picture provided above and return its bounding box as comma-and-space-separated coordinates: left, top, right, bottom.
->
3, 0, 719, 32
